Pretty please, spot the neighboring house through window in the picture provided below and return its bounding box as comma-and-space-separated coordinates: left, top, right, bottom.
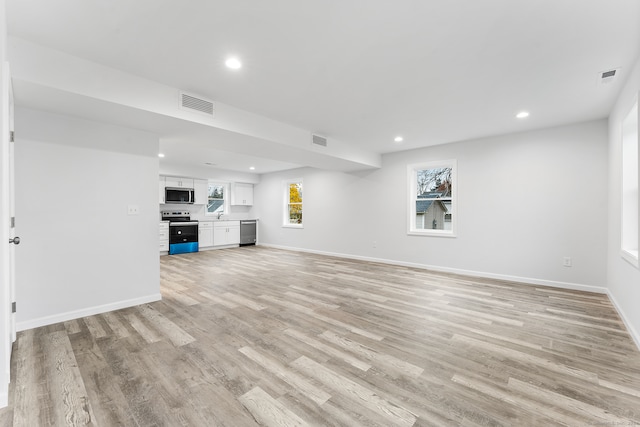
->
206, 182, 226, 216
408, 160, 456, 236
284, 179, 303, 227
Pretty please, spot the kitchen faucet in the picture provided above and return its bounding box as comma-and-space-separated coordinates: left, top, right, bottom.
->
217, 212, 223, 219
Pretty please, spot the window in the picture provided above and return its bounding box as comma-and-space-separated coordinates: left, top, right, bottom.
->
284, 179, 303, 227
206, 182, 227, 215
622, 97, 639, 267
408, 160, 456, 237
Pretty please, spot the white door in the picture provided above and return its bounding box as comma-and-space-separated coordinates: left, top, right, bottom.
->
7, 63, 16, 342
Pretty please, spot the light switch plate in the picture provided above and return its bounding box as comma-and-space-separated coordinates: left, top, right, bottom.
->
127, 205, 140, 215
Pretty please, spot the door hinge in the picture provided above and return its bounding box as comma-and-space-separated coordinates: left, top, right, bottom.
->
10, 131, 14, 142
10, 217, 15, 228
11, 302, 16, 313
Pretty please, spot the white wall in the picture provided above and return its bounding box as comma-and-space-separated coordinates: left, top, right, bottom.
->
607, 56, 640, 347
253, 119, 608, 291
14, 107, 161, 330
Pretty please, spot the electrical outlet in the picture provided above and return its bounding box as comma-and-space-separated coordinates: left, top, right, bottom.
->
373, 241, 377, 248
563, 257, 572, 267
127, 205, 140, 215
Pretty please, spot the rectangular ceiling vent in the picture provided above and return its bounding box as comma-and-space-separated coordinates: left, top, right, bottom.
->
180, 92, 214, 116
311, 134, 328, 147
599, 68, 620, 85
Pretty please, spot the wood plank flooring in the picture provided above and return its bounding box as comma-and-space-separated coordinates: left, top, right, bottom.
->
1, 246, 640, 426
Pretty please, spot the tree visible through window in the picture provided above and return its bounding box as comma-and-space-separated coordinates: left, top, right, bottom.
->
286, 180, 303, 226
207, 183, 225, 215
408, 161, 456, 236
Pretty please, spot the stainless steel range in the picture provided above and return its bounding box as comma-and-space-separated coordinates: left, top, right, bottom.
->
161, 211, 199, 255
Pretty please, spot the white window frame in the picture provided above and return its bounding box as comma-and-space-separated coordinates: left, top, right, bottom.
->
408, 160, 457, 237
205, 181, 229, 216
621, 96, 639, 268
283, 178, 303, 228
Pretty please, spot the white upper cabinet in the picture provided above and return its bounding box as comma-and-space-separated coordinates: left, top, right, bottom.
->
193, 179, 207, 205
164, 176, 194, 188
231, 183, 253, 206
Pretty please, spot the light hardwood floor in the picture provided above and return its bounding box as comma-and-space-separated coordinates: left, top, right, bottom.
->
1, 246, 640, 426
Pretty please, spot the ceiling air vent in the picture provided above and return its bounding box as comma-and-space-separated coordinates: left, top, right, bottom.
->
311, 134, 328, 147
598, 68, 620, 85
180, 92, 214, 116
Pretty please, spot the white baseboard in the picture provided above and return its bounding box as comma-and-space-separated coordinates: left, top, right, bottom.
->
607, 291, 640, 351
16, 293, 162, 332
259, 243, 608, 294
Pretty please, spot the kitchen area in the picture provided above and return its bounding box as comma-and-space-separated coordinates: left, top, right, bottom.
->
158, 175, 258, 256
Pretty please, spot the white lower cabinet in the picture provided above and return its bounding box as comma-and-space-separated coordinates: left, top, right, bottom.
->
213, 221, 240, 246
228, 224, 240, 245
159, 222, 169, 253
199, 222, 214, 248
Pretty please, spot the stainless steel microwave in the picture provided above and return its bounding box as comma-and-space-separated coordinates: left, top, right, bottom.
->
165, 187, 195, 204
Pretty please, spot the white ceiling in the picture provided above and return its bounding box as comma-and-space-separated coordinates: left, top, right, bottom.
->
6, 0, 640, 173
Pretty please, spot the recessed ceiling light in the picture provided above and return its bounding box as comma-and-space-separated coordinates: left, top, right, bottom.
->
225, 57, 242, 70
249, 166, 255, 170
394, 136, 404, 143
158, 153, 165, 158
516, 111, 530, 119
204, 162, 216, 166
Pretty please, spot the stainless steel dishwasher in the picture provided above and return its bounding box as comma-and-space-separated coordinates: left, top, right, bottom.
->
240, 220, 257, 246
